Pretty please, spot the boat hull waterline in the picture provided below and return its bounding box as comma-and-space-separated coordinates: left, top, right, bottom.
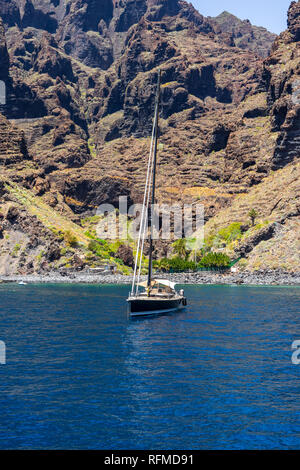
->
127, 296, 186, 317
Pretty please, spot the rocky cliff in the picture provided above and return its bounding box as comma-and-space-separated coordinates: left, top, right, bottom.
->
209, 11, 277, 58
0, 0, 299, 275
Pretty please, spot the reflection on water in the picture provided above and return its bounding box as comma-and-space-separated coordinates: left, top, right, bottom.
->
0, 284, 299, 449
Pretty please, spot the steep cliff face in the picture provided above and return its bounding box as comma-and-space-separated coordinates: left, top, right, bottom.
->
209, 11, 277, 58
288, 0, 300, 41
205, 1, 300, 271
0, 0, 20, 27
263, 0, 300, 169
0, 114, 30, 164
77, 1, 276, 214
0, 17, 9, 81
0, 0, 299, 274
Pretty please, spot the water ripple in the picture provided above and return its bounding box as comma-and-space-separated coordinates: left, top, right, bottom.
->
0, 284, 299, 449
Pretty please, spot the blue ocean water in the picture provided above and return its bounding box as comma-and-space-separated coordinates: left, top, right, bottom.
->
0, 284, 299, 450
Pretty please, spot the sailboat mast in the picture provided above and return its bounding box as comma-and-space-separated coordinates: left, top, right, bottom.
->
147, 69, 161, 288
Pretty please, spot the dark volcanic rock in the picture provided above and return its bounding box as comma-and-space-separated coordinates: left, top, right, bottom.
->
210, 10, 277, 58
55, 0, 115, 68
262, 1, 300, 169
116, 244, 134, 268
113, 0, 147, 32
0, 18, 9, 81
0, 0, 298, 276
0, 0, 21, 27
33, 34, 76, 82
235, 223, 277, 256
58, 175, 132, 214
0, 114, 30, 164
21, 0, 59, 33
45, 243, 61, 262
5, 204, 20, 221
288, 0, 300, 41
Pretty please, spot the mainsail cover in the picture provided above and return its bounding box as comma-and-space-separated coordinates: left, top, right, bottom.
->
138, 279, 177, 290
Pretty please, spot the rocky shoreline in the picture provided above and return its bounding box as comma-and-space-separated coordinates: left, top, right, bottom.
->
0, 271, 299, 286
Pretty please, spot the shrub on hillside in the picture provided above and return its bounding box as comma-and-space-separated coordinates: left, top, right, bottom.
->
217, 223, 242, 243
198, 252, 231, 268
64, 230, 78, 248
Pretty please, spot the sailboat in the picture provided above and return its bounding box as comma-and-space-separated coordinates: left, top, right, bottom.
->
127, 69, 187, 317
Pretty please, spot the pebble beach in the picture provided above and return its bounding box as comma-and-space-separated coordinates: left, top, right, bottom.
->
1, 271, 299, 286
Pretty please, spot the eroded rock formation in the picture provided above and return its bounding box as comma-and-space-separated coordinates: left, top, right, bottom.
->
0, 0, 299, 273
209, 11, 277, 58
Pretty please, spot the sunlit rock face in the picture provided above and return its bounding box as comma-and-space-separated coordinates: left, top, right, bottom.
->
209, 10, 277, 58
287, 0, 300, 41
0, 0, 298, 274
262, 0, 300, 169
